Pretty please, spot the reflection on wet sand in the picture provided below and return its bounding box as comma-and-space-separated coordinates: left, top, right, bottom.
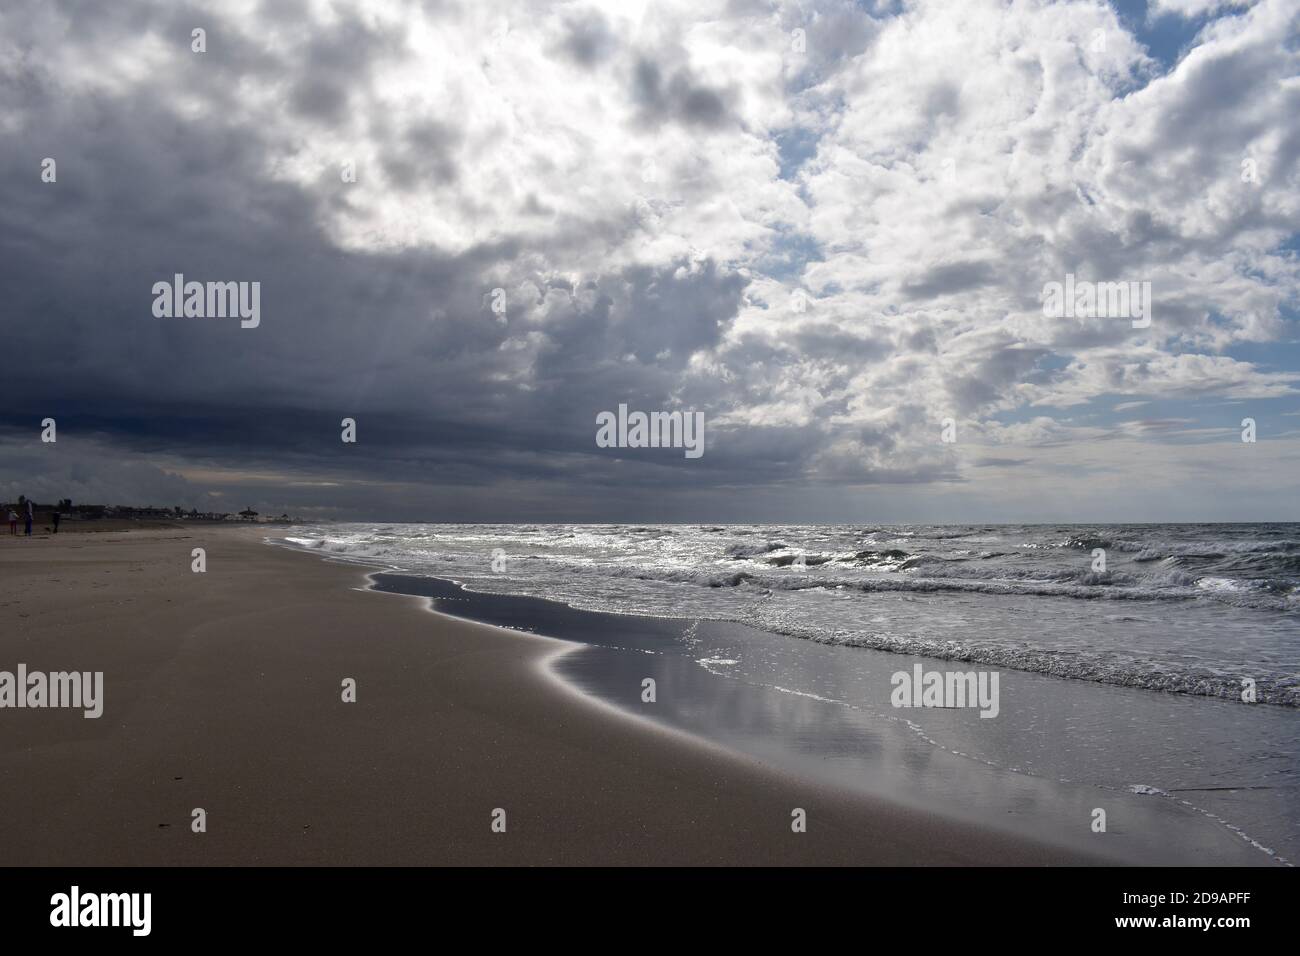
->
371, 572, 1290, 866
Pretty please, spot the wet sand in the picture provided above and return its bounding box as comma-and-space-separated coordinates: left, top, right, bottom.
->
363, 574, 1283, 866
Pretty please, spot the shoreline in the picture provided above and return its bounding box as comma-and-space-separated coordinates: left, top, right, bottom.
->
358, 567, 1287, 867
278, 524, 1300, 710
270, 523, 1297, 866
0, 524, 1118, 865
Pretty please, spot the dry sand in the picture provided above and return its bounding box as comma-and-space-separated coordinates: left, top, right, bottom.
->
0, 526, 1100, 865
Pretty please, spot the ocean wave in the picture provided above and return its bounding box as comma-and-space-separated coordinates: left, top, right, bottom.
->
278, 522, 1300, 708
743, 616, 1300, 707
724, 540, 786, 558
766, 553, 835, 568
290, 529, 1296, 610
808, 576, 1195, 601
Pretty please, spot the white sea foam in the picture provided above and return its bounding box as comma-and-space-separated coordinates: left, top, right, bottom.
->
277, 522, 1300, 707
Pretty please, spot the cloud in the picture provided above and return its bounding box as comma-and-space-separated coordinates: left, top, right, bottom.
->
0, 0, 1296, 520
1150, 0, 1255, 18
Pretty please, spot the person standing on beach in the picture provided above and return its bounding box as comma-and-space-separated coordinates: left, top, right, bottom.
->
24, 499, 33, 537
52, 509, 61, 533
6, 509, 16, 535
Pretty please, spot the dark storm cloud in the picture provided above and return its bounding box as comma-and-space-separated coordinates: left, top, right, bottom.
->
282, 11, 408, 122
0, 0, 771, 519
0, 437, 216, 513
290, 78, 350, 123
378, 119, 462, 190
631, 57, 737, 130
900, 260, 996, 300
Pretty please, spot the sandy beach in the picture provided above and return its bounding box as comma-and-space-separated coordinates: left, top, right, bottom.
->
0, 526, 1102, 866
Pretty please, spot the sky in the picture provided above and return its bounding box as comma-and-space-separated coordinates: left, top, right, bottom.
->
0, 0, 1297, 523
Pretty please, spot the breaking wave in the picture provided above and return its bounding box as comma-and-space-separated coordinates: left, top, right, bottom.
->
278, 522, 1300, 707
